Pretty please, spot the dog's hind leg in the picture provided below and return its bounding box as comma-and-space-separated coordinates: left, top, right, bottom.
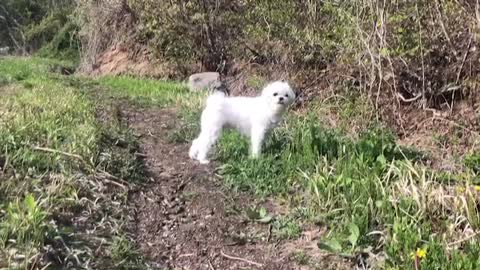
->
250, 126, 266, 158
189, 138, 200, 159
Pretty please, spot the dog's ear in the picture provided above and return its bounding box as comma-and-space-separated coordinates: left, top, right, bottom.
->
291, 88, 298, 99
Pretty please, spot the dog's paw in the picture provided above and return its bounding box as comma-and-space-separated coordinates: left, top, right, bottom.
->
188, 145, 198, 159
250, 153, 261, 159
198, 159, 210, 164
188, 151, 196, 160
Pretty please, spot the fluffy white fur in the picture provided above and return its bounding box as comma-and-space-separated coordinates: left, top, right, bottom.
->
189, 81, 295, 164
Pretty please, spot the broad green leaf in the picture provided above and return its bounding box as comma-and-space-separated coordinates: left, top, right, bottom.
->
257, 215, 273, 224
348, 223, 360, 247
24, 194, 36, 212
259, 207, 267, 218
318, 239, 342, 253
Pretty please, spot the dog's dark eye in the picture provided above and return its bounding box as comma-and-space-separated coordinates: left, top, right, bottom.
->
285, 94, 289, 98
273, 93, 278, 96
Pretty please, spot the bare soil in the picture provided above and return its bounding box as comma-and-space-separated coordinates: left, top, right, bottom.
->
90, 47, 157, 77
121, 104, 351, 270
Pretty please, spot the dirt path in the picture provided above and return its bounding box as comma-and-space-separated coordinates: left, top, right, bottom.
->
122, 105, 349, 270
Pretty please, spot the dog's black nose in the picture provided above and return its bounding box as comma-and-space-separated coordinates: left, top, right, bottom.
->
279, 97, 284, 101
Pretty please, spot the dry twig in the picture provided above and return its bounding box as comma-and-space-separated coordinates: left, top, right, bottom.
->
97, 170, 130, 186
102, 178, 128, 190
447, 232, 479, 248
31, 146, 85, 161
208, 259, 216, 270
220, 251, 264, 268
396, 92, 422, 103
456, 35, 473, 84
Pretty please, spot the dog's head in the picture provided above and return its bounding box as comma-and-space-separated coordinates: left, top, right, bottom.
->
261, 81, 296, 112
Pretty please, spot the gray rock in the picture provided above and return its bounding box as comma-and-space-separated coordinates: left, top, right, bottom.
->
187, 72, 220, 92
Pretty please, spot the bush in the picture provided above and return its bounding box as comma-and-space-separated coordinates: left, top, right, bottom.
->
0, 0, 77, 56
117, 0, 479, 111
26, 11, 80, 61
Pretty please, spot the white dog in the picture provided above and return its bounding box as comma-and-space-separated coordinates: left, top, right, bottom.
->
189, 81, 295, 164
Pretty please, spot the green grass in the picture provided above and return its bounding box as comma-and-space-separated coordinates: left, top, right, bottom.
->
110, 236, 147, 270
165, 92, 480, 269
273, 215, 302, 239
97, 75, 192, 107
0, 76, 98, 173
0, 57, 147, 269
0, 194, 48, 252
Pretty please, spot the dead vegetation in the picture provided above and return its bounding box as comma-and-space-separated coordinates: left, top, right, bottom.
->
74, 1, 480, 147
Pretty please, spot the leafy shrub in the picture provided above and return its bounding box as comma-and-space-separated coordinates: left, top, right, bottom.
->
0, 0, 77, 57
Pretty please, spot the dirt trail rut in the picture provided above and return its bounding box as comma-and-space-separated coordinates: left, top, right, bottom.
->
122, 105, 349, 270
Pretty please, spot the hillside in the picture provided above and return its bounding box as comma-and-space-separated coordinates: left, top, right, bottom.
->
1, 1, 480, 269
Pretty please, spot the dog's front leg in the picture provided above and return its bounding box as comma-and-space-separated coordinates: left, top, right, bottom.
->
250, 126, 266, 158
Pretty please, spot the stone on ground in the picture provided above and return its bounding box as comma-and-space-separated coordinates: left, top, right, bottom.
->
187, 72, 220, 92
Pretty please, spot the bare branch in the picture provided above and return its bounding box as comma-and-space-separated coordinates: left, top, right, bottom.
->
219, 251, 264, 267
396, 92, 422, 103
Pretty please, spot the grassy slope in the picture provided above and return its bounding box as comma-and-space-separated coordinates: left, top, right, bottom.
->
0, 57, 148, 269
100, 74, 480, 269
1, 57, 480, 269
